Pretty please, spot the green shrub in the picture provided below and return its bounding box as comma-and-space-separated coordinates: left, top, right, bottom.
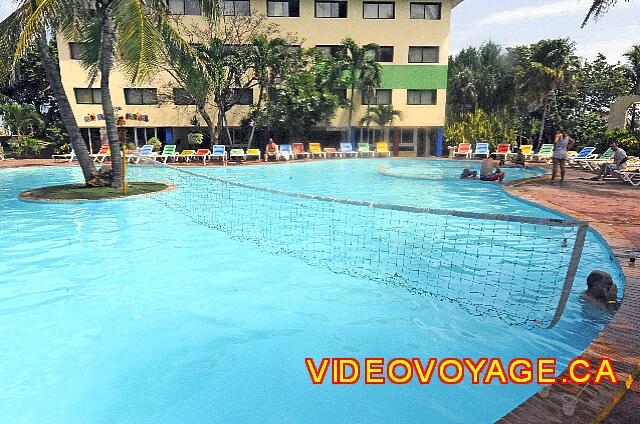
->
592, 129, 640, 156
187, 132, 204, 147
9, 136, 48, 158
147, 136, 162, 151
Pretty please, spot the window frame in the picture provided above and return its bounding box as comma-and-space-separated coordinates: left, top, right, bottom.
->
366, 46, 394, 62
408, 46, 440, 63
124, 88, 159, 105
74, 88, 102, 104
407, 89, 437, 105
233, 88, 254, 105
314, 1, 348, 18
410, 2, 442, 20
221, 0, 251, 16
68, 42, 88, 60
363, 2, 396, 19
315, 44, 344, 57
362, 89, 392, 106
169, 0, 202, 15
266, 0, 300, 17
173, 88, 196, 106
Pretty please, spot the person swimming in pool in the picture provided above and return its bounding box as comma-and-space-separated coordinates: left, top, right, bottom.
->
459, 168, 477, 180
480, 154, 505, 182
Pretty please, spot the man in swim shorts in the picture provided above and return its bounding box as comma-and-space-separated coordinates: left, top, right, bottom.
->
480, 154, 505, 182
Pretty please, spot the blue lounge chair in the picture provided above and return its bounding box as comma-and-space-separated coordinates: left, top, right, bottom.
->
209, 145, 227, 164
567, 147, 597, 161
280, 144, 294, 160
340, 143, 358, 158
474, 143, 490, 158
131, 144, 155, 164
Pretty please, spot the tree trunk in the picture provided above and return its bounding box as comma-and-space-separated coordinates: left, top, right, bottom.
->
247, 84, 265, 149
537, 94, 550, 149
347, 83, 355, 145
35, 33, 98, 183
99, 6, 123, 188
197, 105, 216, 148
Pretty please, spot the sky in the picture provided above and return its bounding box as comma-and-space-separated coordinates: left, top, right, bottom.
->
0, 0, 638, 63
451, 0, 640, 63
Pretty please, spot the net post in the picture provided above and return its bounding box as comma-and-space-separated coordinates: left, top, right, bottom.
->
122, 144, 127, 194
547, 221, 589, 329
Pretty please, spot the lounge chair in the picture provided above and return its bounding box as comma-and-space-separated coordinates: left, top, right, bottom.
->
573, 148, 614, 171
191, 149, 211, 164
52, 148, 77, 163
474, 143, 490, 158
376, 142, 392, 157
324, 147, 344, 158
246, 148, 261, 160
131, 145, 155, 164
175, 149, 195, 162
292, 143, 311, 159
209, 145, 227, 164
279, 144, 294, 161
91, 144, 110, 163
357, 143, 376, 158
520, 144, 534, 159
567, 147, 597, 163
615, 165, 640, 187
230, 148, 246, 162
340, 143, 358, 158
493, 144, 511, 159
452, 143, 471, 159
155, 144, 177, 163
530, 144, 554, 162
309, 143, 327, 159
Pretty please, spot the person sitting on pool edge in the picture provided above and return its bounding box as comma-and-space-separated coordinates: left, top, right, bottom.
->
459, 168, 477, 180
264, 138, 279, 162
499, 148, 526, 168
480, 154, 505, 182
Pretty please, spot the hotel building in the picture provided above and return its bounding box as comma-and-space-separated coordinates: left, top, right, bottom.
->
57, 0, 462, 156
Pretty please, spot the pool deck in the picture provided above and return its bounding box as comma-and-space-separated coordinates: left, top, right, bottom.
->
3, 157, 639, 422
502, 169, 640, 423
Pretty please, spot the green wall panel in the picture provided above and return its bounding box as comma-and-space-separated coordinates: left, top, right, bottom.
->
380, 65, 449, 90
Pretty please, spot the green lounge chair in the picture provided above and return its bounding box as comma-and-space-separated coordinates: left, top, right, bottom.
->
358, 143, 375, 158
530, 144, 554, 162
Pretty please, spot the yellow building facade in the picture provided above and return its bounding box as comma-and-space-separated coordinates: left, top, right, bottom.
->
57, 0, 462, 156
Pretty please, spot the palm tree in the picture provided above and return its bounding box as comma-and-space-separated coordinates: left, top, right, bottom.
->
359, 104, 403, 143
583, 0, 632, 26
337, 38, 381, 145
0, 102, 44, 140
1, 0, 98, 183
10, 0, 218, 187
624, 44, 640, 95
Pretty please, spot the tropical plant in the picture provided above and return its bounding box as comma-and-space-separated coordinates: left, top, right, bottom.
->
187, 132, 204, 147
583, 0, 632, 26
359, 104, 403, 142
7, 0, 219, 187
336, 38, 382, 144
9, 136, 48, 158
624, 44, 640, 95
147, 136, 162, 151
0, 102, 44, 138
1, 1, 97, 182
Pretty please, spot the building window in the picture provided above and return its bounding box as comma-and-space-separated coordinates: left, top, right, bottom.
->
74, 88, 102, 104
410, 2, 442, 20
285, 45, 301, 54
408, 46, 439, 63
363, 2, 395, 19
407, 89, 437, 105
233, 88, 253, 105
267, 0, 300, 17
332, 88, 347, 101
366, 46, 394, 62
68, 42, 88, 60
222, 0, 251, 16
362, 89, 392, 105
169, 0, 202, 15
124, 88, 158, 105
315, 45, 344, 57
173, 88, 196, 105
315, 1, 347, 18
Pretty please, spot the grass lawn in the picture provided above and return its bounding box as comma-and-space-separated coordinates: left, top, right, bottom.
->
20, 182, 169, 201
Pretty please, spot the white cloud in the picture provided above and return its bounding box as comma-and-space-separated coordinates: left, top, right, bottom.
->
477, 1, 587, 26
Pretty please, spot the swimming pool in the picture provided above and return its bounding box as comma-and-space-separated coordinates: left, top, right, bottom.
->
0, 160, 623, 423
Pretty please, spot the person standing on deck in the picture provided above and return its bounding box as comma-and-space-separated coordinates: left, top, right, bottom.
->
550, 130, 575, 185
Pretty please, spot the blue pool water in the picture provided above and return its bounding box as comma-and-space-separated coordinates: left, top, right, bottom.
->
0, 160, 623, 423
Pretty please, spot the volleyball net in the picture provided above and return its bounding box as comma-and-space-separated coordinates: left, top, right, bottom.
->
127, 158, 588, 328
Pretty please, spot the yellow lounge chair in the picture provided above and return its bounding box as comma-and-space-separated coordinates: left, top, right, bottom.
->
175, 150, 195, 162
376, 142, 391, 157
309, 143, 327, 159
246, 148, 261, 160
